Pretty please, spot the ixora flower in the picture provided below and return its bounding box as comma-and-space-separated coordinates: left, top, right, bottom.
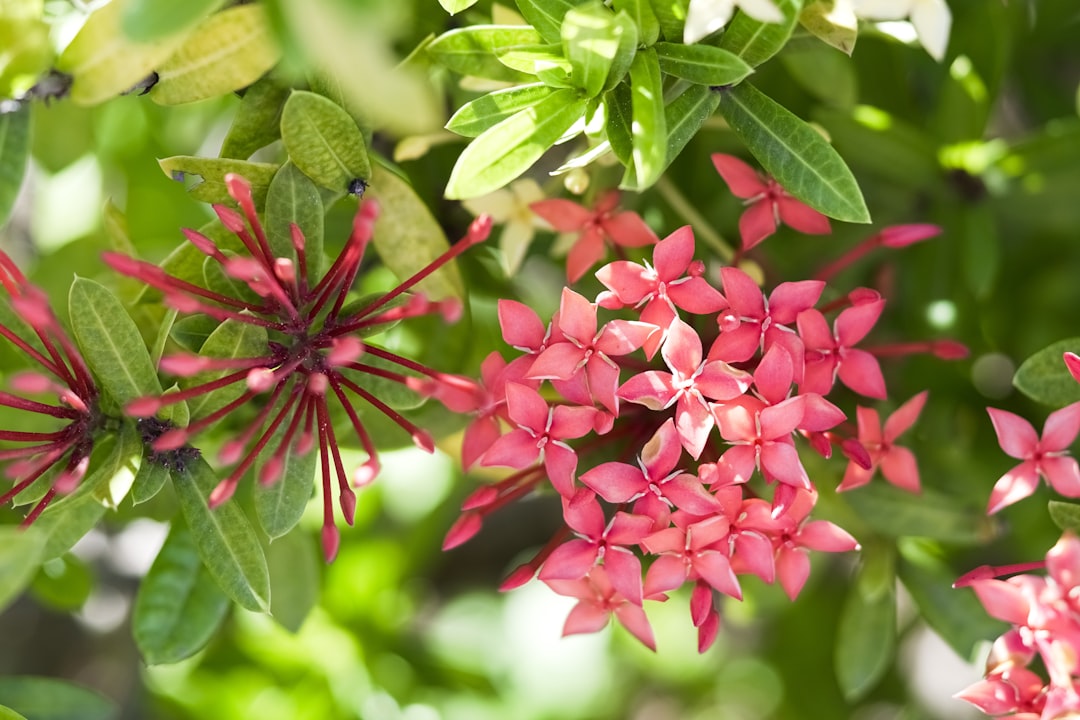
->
0, 252, 100, 524
104, 174, 491, 561
839, 391, 928, 492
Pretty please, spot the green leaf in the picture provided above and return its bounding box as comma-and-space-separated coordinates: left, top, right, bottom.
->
516, 0, 584, 44
1050, 500, 1080, 532
0, 105, 30, 228
495, 45, 573, 86
897, 538, 1007, 661
254, 424, 316, 540
660, 83, 721, 172
0, 526, 46, 615
716, 0, 802, 68
445, 87, 588, 199
158, 156, 279, 207
0, 705, 28, 720
562, 2, 623, 98
220, 75, 290, 160
798, 0, 857, 55
369, 164, 463, 301
427, 26, 543, 82
0, 677, 116, 720
131, 458, 170, 505
265, 162, 324, 286
55, 0, 187, 106
172, 456, 271, 613
120, 0, 224, 42
627, 48, 666, 190
150, 4, 280, 105
0, 10, 50, 100
169, 315, 220, 353
183, 318, 268, 421
1013, 339, 1080, 407
842, 482, 996, 544
267, 528, 320, 633
654, 42, 753, 86
31, 554, 93, 611
447, 84, 556, 138
717, 83, 870, 223
835, 548, 896, 701
281, 90, 371, 194
613, 0, 659, 47
604, 84, 634, 166
648, 0, 687, 41
69, 277, 162, 407
133, 521, 230, 665
439, 0, 479, 14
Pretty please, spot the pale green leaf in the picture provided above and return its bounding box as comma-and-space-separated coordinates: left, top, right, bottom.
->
133, 521, 230, 664
799, 0, 856, 54
627, 48, 666, 189
0, 677, 116, 720
495, 44, 573, 83
562, 2, 622, 98
517, 0, 585, 43
439, 0, 479, 14
835, 550, 896, 701
445, 87, 588, 199
0, 106, 30, 228
69, 277, 162, 407
654, 41, 753, 86
172, 456, 271, 613
265, 162, 324, 286
613, 0, 659, 47
158, 156, 279, 207
220, 75, 289, 160
447, 84, 556, 138
427, 25, 543, 82
1013, 339, 1080, 407
717, 83, 870, 223
716, 0, 801, 68
120, 0, 224, 42
267, 529, 319, 633
183, 318, 268, 421
281, 90, 371, 194
0, 526, 46, 615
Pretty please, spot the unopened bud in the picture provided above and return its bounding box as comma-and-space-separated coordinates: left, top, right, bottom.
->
247, 368, 276, 392
877, 224, 941, 248
214, 204, 247, 233
339, 486, 357, 525
443, 512, 483, 550
321, 524, 341, 562
127, 396, 162, 417
499, 563, 536, 591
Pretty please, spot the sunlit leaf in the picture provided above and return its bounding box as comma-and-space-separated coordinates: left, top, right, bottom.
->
1050, 500, 1080, 532
799, 0, 856, 55
0, 704, 27, 720
1013, 339, 1080, 407
0, 106, 30, 228
444, 87, 587, 199
627, 48, 666, 189
447, 84, 556, 138
561, 2, 624, 98
0, 677, 116, 720
654, 41, 752, 85
267, 528, 320, 633
281, 90, 371, 194
613, 0, 659, 47
172, 456, 271, 613
427, 25, 543, 82
120, 0, 224, 42
133, 521, 230, 664
517, 0, 585, 44
0, 526, 46, 615
440, 0, 479, 14
649, 0, 687, 41
158, 156, 279, 207
717, 83, 870, 223
716, 0, 801, 68
835, 545, 896, 701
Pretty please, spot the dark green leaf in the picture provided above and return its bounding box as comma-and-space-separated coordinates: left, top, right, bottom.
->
627, 48, 666, 190
835, 547, 896, 701
69, 277, 162, 407
604, 84, 634, 166
516, 0, 584, 44
661, 83, 720, 171
133, 522, 230, 665
266, 162, 324, 286
0, 677, 116, 720
120, 0, 223, 42
715, 0, 801, 67
254, 424, 316, 540
169, 315, 221, 353
717, 83, 870, 223
561, 2, 623, 98
183, 318, 268, 421
172, 456, 271, 613
281, 90, 371, 193
1013, 339, 1080, 407
0, 106, 30, 228
158, 156, 279, 207
0, 526, 46, 615
1050, 500, 1080, 533
220, 75, 289, 160
427, 26, 543, 82
654, 42, 753, 86
267, 529, 320, 632
447, 84, 556, 138
613, 0, 659, 47
445, 87, 587, 199
842, 482, 996, 544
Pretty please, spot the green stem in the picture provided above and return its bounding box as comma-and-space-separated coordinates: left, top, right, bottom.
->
655, 176, 735, 263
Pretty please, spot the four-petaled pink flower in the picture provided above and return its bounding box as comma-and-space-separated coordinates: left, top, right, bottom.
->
797, 298, 887, 399
642, 512, 742, 601
711, 153, 831, 251
712, 394, 810, 490
530, 189, 658, 283
544, 566, 656, 650
985, 402, 1080, 514
840, 391, 928, 492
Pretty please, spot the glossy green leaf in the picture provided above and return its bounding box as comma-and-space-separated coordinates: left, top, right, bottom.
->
0, 677, 116, 720
604, 11, 638, 92
613, 0, 659, 47
69, 277, 162, 407
133, 522, 230, 665
835, 548, 896, 701
0, 705, 27, 720
56, 0, 186, 106
254, 425, 316, 540
0, 526, 46, 615
898, 538, 1007, 661
267, 528, 320, 633
183, 318, 268, 421
813, 105, 940, 189
445, 87, 588, 199
281, 90, 371, 194
627, 48, 666, 190
369, 164, 462, 301
131, 458, 170, 505
172, 456, 271, 613
495, 44, 573, 83
150, 4, 280, 105
220, 76, 289, 160
427, 26, 543, 82
661, 83, 721, 172
604, 84, 634, 166
648, 0, 687, 41
265, 162, 324, 286
121, 0, 224, 42
0, 106, 30, 228
158, 156, 279, 207
30, 554, 93, 611
439, 0, 479, 15
799, 0, 857, 55
654, 42, 752, 86
717, 83, 870, 223
561, 3, 622, 98
517, 0, 584, 44
1050, 500, 1080, 532
1013, 339, 1080, 407
447, 84, 556, 138
716, 0, 801, 68
842, 482, 995, 544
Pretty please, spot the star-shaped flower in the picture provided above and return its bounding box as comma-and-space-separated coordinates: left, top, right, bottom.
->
985, 402, 1080, 514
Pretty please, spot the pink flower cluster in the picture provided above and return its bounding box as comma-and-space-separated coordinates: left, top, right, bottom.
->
433, 223, 958, 651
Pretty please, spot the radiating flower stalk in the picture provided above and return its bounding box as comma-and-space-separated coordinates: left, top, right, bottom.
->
0, 251, 101, 524
443, 182, 966, 651
104, 174, 491, 561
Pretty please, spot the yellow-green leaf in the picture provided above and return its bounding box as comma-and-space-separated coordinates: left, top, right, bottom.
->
428, 25, 543, 82
626, 48, 666, 190
281, 90, 371, 194
447, 83, 556, 138
220, 75, 289, 160
158, 156, 279, 207
799, 0, 857, 55
120, 0, 224, 42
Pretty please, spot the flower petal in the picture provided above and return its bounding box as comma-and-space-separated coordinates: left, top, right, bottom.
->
603, 211, 659, 248
880, 446, 921, 492
739, 200, 778, 251
883, 391, 928, 441
776, 195, 831, 236
530, 199, 592, 231
711, 153, 766, 198
539, 539, 599, 581
581, 461, 647, 503
498, 299, 547, 351
1041, 401, 1080, 452
987, 408, 1039, 460
986, 461, 1040, 514
837, 349, 887, 399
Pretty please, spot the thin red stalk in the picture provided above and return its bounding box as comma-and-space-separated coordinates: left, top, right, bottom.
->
315, 396, 335, 531
0, 429, 68, 442
0, 323, 65, 379
168, 295, 285, 330
814, 240, 876, 282
331, 300, 438, 336
221, 383, 301, 484
335, 374, 428, 443
153, 367, 264, 407
0, 439, 71, 461
21, 487, 56, 526
0, 390, 80, 418
359, 345, 442, 379
343, 361, 411, 385
220, 379, 294, 454
865, 342, 933, 357
327, 372, 379, 462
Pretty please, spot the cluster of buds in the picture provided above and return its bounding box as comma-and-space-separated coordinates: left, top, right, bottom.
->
432, 217, 962, 651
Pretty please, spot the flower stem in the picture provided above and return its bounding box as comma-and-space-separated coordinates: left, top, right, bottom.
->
655, 176, 735, 263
